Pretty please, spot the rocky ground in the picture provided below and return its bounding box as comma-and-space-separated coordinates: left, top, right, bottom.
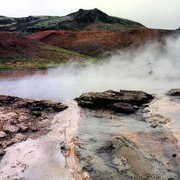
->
0, 89, 179, 179
75, 89, 180, 179
0, 95, 67, 161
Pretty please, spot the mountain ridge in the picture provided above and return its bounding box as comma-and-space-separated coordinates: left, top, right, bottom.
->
0, 8, 145, 35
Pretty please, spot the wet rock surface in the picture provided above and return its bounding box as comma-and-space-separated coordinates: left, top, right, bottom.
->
0, 95, 67, 151
75, 89, 153, 114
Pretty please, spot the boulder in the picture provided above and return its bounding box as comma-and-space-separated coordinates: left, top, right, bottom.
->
0, 131, 7, 138
167, 89, 180, 97
75, 90, 153, 114
0, 149, 5, 156
3, 124, 19, 133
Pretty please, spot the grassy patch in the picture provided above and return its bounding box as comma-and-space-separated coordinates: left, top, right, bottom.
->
0, 58, 59, 70
0, 46, 101, 70
42, 45, 91, 59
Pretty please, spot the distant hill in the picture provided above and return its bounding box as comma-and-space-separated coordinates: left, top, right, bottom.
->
0, 32, 88, 69
28, 29, 173, 57
0, 8, 145, 35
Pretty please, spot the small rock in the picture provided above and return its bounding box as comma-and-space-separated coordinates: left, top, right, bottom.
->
167, 89, 180, 97
0, 149, 5, 156
17, 124, 29, 132
32, 111, 42, 117
18, 115, 30, 122
82, 171, 90, 179
3, 124, 19, 133
60, 144, 71, 157
13, 133, 26, 142
150, 123, 158, 128
30, 126, 38, 132
172, 154, 177, 158
0, 131, 7, 138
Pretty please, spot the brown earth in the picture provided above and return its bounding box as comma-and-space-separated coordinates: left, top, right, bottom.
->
0, 28, 175, 63
0, 31, 87, 60
28, 28, 174, 57
0, 32, 52, 59
0, 69, 48, 79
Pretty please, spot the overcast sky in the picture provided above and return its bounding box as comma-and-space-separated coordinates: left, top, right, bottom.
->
1, 0, 180, 29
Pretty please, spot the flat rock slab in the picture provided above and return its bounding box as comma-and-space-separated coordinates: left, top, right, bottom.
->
75, 89, 153, 113
0, 95, 68, 112
0, 95, 68, 150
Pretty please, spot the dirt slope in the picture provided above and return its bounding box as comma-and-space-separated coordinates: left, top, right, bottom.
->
0, 31, 88, 70
28, 28, 174, 57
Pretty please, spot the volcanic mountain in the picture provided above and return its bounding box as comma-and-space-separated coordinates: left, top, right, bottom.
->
0, 8, 144, 35
0, 8, 179, 65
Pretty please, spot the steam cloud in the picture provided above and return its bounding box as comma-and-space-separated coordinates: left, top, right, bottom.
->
0, 35, 180, 100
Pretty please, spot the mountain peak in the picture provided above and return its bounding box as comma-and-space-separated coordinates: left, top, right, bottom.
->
77, 8, 103, 13
68, 8, 114, 24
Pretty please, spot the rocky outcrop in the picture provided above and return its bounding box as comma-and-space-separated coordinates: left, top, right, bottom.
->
75, 90, 153, 114
0, 95, 67, 151
167, 88, 180, 97
0, 95, 67, 112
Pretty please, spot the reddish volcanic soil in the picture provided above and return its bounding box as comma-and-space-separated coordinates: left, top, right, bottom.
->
0, 31, 83, 60
28, 28, 174, 56
0, 32, 46, 59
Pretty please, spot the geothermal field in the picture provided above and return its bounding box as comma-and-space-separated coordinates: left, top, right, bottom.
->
0, 8, 180, 180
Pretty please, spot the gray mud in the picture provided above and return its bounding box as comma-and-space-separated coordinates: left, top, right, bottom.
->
77, 105, 180, 179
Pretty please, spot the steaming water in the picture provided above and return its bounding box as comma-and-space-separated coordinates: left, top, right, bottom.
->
0, 35, 180, 100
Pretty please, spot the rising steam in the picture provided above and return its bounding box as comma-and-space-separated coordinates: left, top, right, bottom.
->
0, 35, 180, 100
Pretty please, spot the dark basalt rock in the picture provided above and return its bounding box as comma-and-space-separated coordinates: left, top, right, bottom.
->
167, 89, 180, 97
75, 89, 153, 114
69, 8, 119, 24
0, 95, 68, 112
